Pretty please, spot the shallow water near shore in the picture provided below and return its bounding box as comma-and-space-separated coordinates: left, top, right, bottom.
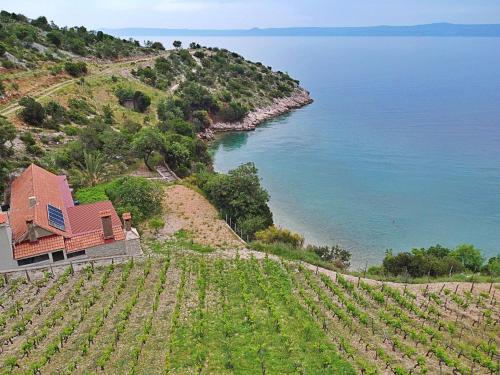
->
151, 36, 500, 267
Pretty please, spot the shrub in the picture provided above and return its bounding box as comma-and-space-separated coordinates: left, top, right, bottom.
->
151, 41, 165, 50
74, 182, 113, 204
105, 177, 163, 223
63, 125, 79, 136
115, 87, 150, 113
255, 226, 304, 248
482, 256, 500, 277
307, 244, 351, 270
132, 91, 151, 113
381, 245, 469, 278
45, 100, 67, 125
148, 217, 165, 235
64, 61, 88, 77
19, 97, 46, 126
170, 118, 194, 137
217, 101, 247, 122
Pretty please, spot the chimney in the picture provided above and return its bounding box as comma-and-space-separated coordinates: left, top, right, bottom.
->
28, 196, 37, 208
26, 215, 37, 242
100, 210, 114, 240
122, 212, 132, 232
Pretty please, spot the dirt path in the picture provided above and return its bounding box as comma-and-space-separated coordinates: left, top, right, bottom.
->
0, 54, 165, 118
159, 184, 245, 249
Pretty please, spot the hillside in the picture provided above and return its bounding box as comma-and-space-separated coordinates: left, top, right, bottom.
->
0, 249, 498, 374
0, 11, 310, 199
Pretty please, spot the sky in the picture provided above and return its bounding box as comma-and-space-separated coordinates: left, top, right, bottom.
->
1, 0, 499, 29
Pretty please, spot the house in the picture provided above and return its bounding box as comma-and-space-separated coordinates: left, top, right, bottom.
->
0, 164, 141, 271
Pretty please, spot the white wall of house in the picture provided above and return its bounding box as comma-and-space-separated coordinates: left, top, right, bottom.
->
0, 220, 18, 271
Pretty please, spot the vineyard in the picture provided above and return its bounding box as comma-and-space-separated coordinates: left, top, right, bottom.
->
0, 250, 498, 374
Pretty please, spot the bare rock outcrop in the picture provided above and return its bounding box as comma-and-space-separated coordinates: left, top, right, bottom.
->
200, 88, 312, 139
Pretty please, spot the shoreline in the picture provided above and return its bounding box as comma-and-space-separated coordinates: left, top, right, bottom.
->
200, 87, 313, 140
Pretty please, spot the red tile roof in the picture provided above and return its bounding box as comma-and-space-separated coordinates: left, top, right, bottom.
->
0, 213, 7, 225
66, 226, 125, 253
14, 235, 65, 259
9, 165, 126, 259
9, 164, 72, 242
67, 201, 122, 235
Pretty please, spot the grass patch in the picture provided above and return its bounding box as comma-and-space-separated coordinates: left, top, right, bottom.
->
74, 181, 115, 204
249, 241, 338, 271
149, 230, 216, 255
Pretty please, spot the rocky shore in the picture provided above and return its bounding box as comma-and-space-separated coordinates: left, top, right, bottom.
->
200, 88, 313, 139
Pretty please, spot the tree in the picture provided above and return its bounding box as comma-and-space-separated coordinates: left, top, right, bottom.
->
46, 31, 62, 47
198, 163, 273, 236
452, 244, 484, 272
31, 16, 50, 30
161, 133, 192, 175
173, 40, 182, 49
19, 97, 46, 126
483, 256, 500, 277
75, 151, 108, 187
151, 41, 165, 50
105, 177, 163, 222
64, 61, 88, 77
132, 127, 165, 171
132, 91, 151, 113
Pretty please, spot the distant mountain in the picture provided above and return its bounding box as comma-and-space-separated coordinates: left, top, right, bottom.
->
105, 23, 500, 37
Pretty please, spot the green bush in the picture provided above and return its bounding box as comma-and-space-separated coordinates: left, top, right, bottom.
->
64, 61, 88, 77
63, 125, 79, 136
216, 101, 247, 122
380, 244, 491, 278
105, 176, 163, 223
74, 182, 114, 204
19, 97, 46, 126
306, 244, 352, 270
255, 226, 304, 248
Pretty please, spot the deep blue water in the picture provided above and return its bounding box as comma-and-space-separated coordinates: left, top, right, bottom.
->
153, 37, 500, 267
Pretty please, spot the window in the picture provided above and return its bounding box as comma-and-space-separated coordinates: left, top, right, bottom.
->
52, 250, 65, 262
17, 253, 50, 266
67, 250, 86, 259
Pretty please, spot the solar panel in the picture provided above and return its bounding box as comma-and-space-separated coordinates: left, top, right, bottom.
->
47, 204, 65, 231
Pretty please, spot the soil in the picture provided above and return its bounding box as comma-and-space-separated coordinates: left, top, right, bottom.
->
159, 184, 245, 249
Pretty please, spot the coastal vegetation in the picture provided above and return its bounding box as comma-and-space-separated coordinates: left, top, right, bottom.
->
367, 244, 500, 281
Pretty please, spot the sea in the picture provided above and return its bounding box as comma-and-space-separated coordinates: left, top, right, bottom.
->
141, 36, 500, 268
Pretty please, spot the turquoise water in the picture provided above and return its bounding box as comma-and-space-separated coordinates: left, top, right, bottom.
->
156, 36, 500, 267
